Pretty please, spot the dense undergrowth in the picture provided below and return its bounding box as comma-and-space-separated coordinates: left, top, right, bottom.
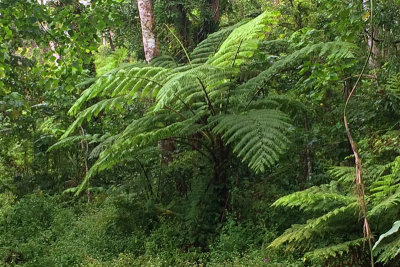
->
0, 185, 302, 266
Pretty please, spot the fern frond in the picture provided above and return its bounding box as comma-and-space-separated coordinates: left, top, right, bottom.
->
328, 166, 355, 183
154, 65, 234, 112
238, 41, 357, 97
370, 174, 400, 198
375, 236, 400, 263
369, 190, 400, 217
62, 96, 128, 138
68, 66, 171, 116
150, 55, 178, 68
374, 221, 400, 250
272, 181, 355, 212
269, 202, 359, 250
189, 22, 246, 64
74, 111, 206, 195
88, 134, 116, 160
369, 157, 400, 216
47, 134, 98, 152
211, 109, 291, 172
305, 238, 363, 262
387, 72, 400, 99
209, 11, 280, 69
118, 113, 204, 148
76, 146, 159, 195
373, 220, 400, 263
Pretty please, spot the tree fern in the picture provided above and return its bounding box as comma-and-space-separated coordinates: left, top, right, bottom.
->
55, 11, 319, 200
271, 155, 400, 265
269, 170, 364, 264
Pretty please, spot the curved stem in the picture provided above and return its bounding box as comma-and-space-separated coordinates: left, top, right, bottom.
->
343, 1, 375, 266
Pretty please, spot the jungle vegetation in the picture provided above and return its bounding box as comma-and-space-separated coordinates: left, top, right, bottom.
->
2, 0, 400, 266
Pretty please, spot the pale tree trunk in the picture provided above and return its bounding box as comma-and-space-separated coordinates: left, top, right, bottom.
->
363, 0, 379, 67
137, 0, 160, 62
273, 0, 279, 5
137, 0, 172, 163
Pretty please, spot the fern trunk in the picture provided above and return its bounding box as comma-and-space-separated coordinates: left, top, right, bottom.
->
212, 136, 230, 222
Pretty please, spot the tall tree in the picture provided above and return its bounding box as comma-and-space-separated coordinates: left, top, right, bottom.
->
210, 0, 220, 23
363, 0, 379, 66
137, 0, 160, 62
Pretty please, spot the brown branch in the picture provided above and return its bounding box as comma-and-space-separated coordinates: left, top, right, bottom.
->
171, 138, 212, 161
343, 0, 375, 266
364, 29, 400, 44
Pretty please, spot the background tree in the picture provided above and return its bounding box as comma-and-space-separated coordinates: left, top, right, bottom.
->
137, 0, 160, 62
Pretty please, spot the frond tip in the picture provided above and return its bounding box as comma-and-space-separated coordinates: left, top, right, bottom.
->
211, 109, 291, 172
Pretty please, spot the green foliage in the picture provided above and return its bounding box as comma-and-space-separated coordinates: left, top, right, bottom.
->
94, 47, 131, 76
209, 11, 279, 68
373, 220, 400, 263
60, 11, 293, 193
190, 23, 241, 64
387, 72, 400, 99
270, 152, 400, 265
240, 41, 357, 95
304, 238, 364, 263
270, 200, 359, 250
212, 109, 291, 172
272, 181, 355, 212
5, 0, 400, 266
367, 157, 400, 263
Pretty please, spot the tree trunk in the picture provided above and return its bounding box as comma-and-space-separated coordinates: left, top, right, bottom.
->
212, 136, 229, 222
363, 0, 379, 67
137, 0, 160, 62
177, 3, 191, 49
210, 0, 220, 24
197, 0, 220, 42
137, 1, 173, 162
